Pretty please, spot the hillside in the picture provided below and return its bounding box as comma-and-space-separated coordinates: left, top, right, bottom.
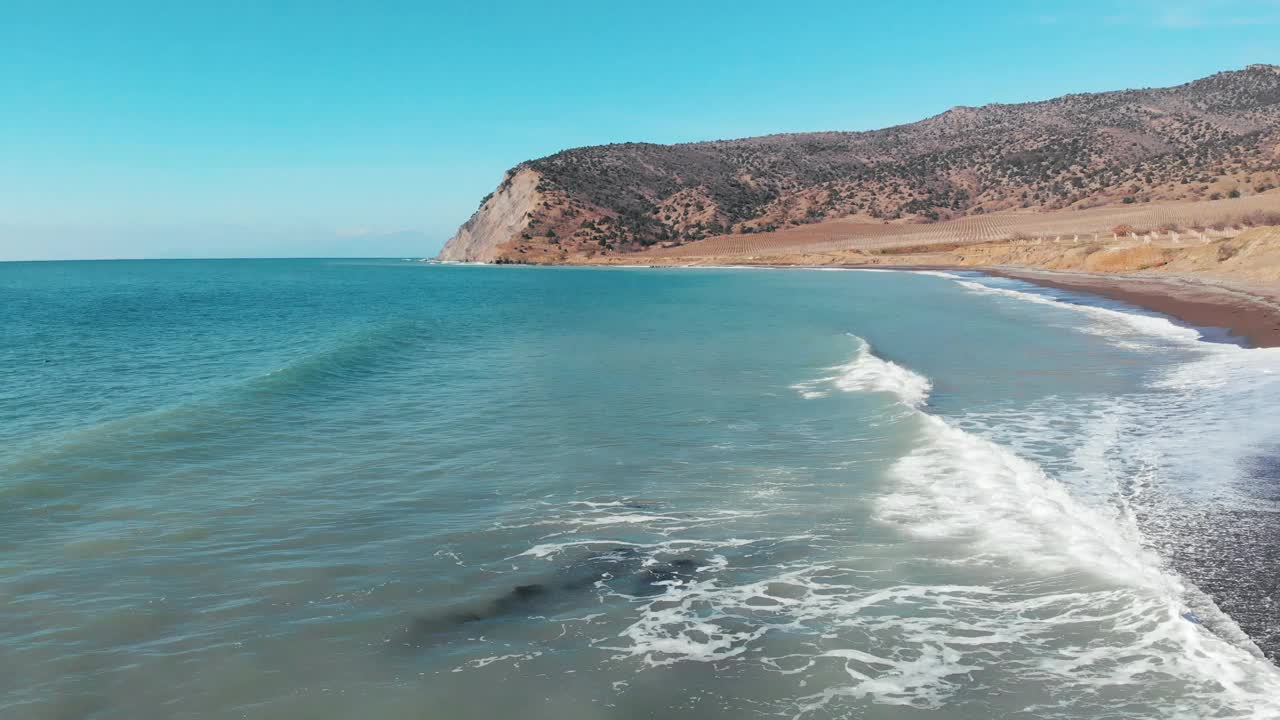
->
438, 65, 1280, 263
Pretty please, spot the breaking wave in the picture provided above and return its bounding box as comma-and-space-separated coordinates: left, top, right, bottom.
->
591, 333, 1280, 716
790, 336, 931, 406
953, 278, 1204, 348
492, 275, 1280, 717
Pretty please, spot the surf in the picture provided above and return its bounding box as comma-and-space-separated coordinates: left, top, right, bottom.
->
799, 333, 1280, 714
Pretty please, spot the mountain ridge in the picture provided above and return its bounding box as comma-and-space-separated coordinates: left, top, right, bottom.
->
438, 65, 1280, 263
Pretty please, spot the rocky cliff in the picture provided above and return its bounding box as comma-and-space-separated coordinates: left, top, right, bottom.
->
437, 168, 542, 262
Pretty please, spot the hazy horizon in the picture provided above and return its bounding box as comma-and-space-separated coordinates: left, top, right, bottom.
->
3, 0, 1278, 261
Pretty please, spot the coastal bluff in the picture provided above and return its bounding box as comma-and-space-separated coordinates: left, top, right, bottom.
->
437, 167, 543, 262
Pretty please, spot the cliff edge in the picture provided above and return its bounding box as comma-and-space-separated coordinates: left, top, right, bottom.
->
437, 168, 542, 262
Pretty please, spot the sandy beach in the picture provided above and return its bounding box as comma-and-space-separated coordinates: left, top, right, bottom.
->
984, 269, 1280, 348
572, 224, 1280, 349
595, 258, 1280, 350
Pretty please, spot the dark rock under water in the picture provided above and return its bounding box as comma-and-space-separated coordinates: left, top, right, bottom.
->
397, 550, 701, 648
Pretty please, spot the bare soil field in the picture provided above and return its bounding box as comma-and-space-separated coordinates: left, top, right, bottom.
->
639, 191, 1280, 260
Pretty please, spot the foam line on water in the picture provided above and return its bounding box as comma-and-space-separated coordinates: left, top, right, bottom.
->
779, 337, 1280, 713
791, 335, 931, 406
511, 537, 771, 561
512, 332, 1280, 714
608, 559, 1280, 715
909, 269, 967, 279
952, 278, 1205, 346
876, 412, 1170, 585
949, 273, 1280, 506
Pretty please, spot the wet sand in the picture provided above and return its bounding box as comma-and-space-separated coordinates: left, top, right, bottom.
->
981, 268, 1280, 348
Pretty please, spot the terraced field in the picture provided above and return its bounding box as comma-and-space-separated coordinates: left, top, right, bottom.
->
644, 192, 1280, 259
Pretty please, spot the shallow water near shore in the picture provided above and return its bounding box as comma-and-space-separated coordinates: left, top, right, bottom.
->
3, 259, 1280, 719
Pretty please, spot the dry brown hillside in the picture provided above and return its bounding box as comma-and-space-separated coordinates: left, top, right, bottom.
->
439, 65, 1280, 263
641, 191, 1280, 260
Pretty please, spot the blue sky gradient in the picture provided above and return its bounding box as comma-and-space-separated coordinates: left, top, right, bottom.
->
2, 0, 1278, 260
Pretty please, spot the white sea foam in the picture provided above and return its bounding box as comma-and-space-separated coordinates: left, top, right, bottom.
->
949, 273, 1280, 505
564, 513, 678, 527
875, 413, 1172, 585
514, 323, 1280, 715
511, 537, 765, 560
504, 500, 767, 536
610, 556, 1280, 715
640, 335, 1280, 712
861, 337, 1280, 713
450, 651, 542, 673
791, 336, 931, 407
1151, 347, 1280, 499
953, 278, 1204, 347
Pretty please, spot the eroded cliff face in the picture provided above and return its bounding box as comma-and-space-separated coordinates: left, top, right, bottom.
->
437, 168, 541, 262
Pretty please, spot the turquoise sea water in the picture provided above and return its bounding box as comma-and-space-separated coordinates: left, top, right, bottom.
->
3, 260, 1280, 719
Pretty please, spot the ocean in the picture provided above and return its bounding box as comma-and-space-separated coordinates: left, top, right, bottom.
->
3, 259, 1280, 719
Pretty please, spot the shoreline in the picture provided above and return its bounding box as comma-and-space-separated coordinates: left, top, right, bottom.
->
556, 222, 1280, 347
972, 268, 1280, 349
599, 261, 1280, 350
444, 254, 1280, 346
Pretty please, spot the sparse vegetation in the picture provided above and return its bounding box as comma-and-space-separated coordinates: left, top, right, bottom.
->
450, 66, 1280, 263
642, 193, 1280, 260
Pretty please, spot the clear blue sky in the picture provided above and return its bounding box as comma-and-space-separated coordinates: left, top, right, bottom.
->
1, 0, 1277, 260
